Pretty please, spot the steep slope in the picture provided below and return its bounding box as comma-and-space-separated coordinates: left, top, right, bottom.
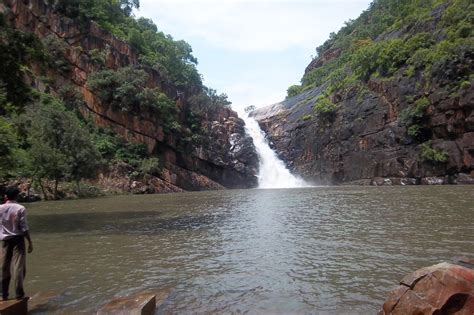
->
0, 0, 258, 196
253, 0, 473, 185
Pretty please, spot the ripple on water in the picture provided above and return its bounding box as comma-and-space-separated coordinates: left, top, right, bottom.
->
26, 186, 474, 314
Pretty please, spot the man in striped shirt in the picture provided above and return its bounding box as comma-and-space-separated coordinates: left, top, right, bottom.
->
0, 186, 33, 300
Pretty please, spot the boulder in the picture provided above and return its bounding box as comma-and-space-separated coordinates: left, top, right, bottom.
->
379, 262, 474, 315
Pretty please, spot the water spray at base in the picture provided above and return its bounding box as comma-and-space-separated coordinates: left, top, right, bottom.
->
241, 114, 310, 189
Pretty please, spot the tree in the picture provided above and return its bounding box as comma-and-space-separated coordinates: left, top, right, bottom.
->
286, 85, 303, 98
24, 95, 101, 198
0, 117, 18, 181
87, 67, 148, 112
0, 15, 45, 114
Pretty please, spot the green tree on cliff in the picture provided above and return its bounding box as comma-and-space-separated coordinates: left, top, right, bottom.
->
22, 95, 101, 198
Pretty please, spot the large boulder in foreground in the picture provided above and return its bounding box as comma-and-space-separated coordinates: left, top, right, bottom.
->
380, 262, 474, 315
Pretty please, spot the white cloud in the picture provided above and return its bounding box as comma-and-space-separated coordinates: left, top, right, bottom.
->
139, 0, 369, 52
224, 82, 285, 110
137, 0, 372, 107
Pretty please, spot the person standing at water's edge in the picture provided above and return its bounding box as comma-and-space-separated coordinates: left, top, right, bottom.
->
0, 186, 33, 300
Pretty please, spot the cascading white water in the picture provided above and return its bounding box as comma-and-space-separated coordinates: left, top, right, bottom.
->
242, 115, 310, 189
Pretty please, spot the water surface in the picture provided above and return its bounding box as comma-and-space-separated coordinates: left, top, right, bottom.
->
26, 186, 474, 314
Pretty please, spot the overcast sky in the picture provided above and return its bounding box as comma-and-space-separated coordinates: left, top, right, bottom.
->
138, 0, 373, 111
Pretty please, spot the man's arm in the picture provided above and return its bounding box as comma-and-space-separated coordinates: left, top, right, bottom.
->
19, 207, 33, 253
24, 230, 33, 253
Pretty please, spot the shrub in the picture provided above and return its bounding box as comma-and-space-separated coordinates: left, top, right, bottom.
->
139, 157, 161, 176
313, 96, 337, 122
244, 105, 256, 113
407, 124, 421, 137
286, 85, 303, 98
87, 67, 148, 112
400, 97, 430, 125
42, 35, 71, 74
89, 48, 106, 68
419, 141, 448, 163
460, 80, 471, 90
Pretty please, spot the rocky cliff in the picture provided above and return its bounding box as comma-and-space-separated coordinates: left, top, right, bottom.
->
252, 0, 473, 185
1, 0, 258, 193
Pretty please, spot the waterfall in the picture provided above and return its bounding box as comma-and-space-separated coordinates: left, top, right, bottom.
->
242, 114, 310, 189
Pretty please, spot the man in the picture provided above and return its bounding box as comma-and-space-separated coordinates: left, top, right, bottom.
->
0, 186, 33, 300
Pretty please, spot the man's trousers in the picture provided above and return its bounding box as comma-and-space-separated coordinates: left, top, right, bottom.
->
1, 236, 26, 299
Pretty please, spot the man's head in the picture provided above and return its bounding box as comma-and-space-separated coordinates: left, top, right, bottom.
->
4, 185, 20, 201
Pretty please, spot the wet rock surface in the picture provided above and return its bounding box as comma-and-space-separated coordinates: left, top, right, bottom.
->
379, 263, 474, 315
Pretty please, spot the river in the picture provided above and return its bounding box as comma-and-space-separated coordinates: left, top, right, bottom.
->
25, 186, 474, 314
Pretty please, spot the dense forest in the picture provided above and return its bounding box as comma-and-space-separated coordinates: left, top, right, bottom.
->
0, 0, 242, 199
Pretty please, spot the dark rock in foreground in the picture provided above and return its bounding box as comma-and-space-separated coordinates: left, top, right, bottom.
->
0, 298, 28, 315
379, 262, 474, 315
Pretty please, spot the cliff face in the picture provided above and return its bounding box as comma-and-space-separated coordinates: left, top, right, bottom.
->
253, 77, 473, 185
253, 2, 473, 185
1, 0, 258, 192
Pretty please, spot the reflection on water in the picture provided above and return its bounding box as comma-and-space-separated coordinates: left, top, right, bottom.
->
26, 186, 474, 314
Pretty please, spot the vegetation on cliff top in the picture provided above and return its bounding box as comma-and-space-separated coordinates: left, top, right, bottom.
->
0, 0, 233, 198
287, 0, 472, 99
301, 0, 472, 89
286, 0, 472, 158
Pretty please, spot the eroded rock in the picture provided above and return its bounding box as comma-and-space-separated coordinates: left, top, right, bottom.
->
379, 262, 474, 315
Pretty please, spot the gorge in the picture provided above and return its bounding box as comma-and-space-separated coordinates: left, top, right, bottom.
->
1, 0, 473, 198
1, 0, 473, 313
250, 0, 473, 186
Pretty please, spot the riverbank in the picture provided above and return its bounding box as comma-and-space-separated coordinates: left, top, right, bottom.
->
4, 170, 474, 203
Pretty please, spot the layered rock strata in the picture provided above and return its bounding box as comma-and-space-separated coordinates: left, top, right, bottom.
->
1, 0, 258, 192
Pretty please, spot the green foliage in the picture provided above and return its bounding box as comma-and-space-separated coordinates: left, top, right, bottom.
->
0, 117, 18, 179
139, 157, 160, 176
400, 97, 430, 125
89, 48, 107, 68
300, 0, 473, 102
351, 33, 434, 81
407, 124, 421, 138
87, 67, 147, 112
244, 105, 256, 113
87, 67, 178, 126
313, 95, 337, 118
460, 80, 471, 89
0, 14, 46, 114
286, 85, 303, 98
419, 141, 448, 163
400, 96, 431, 141
58, 85, 87, 114
91, 127, 162, 172
187, 87, 231, 114
42, 35, 71, 74
53, 0, 202, 91
44, 97, 101, 181
19, 95, 102, 192
115, 141, 148, 166
301, 114, 312, 121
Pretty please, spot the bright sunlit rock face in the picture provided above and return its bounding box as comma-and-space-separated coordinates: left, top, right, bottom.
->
242, 114, 309, 189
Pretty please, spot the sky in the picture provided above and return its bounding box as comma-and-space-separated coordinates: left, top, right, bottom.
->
137, 0, 373, 111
